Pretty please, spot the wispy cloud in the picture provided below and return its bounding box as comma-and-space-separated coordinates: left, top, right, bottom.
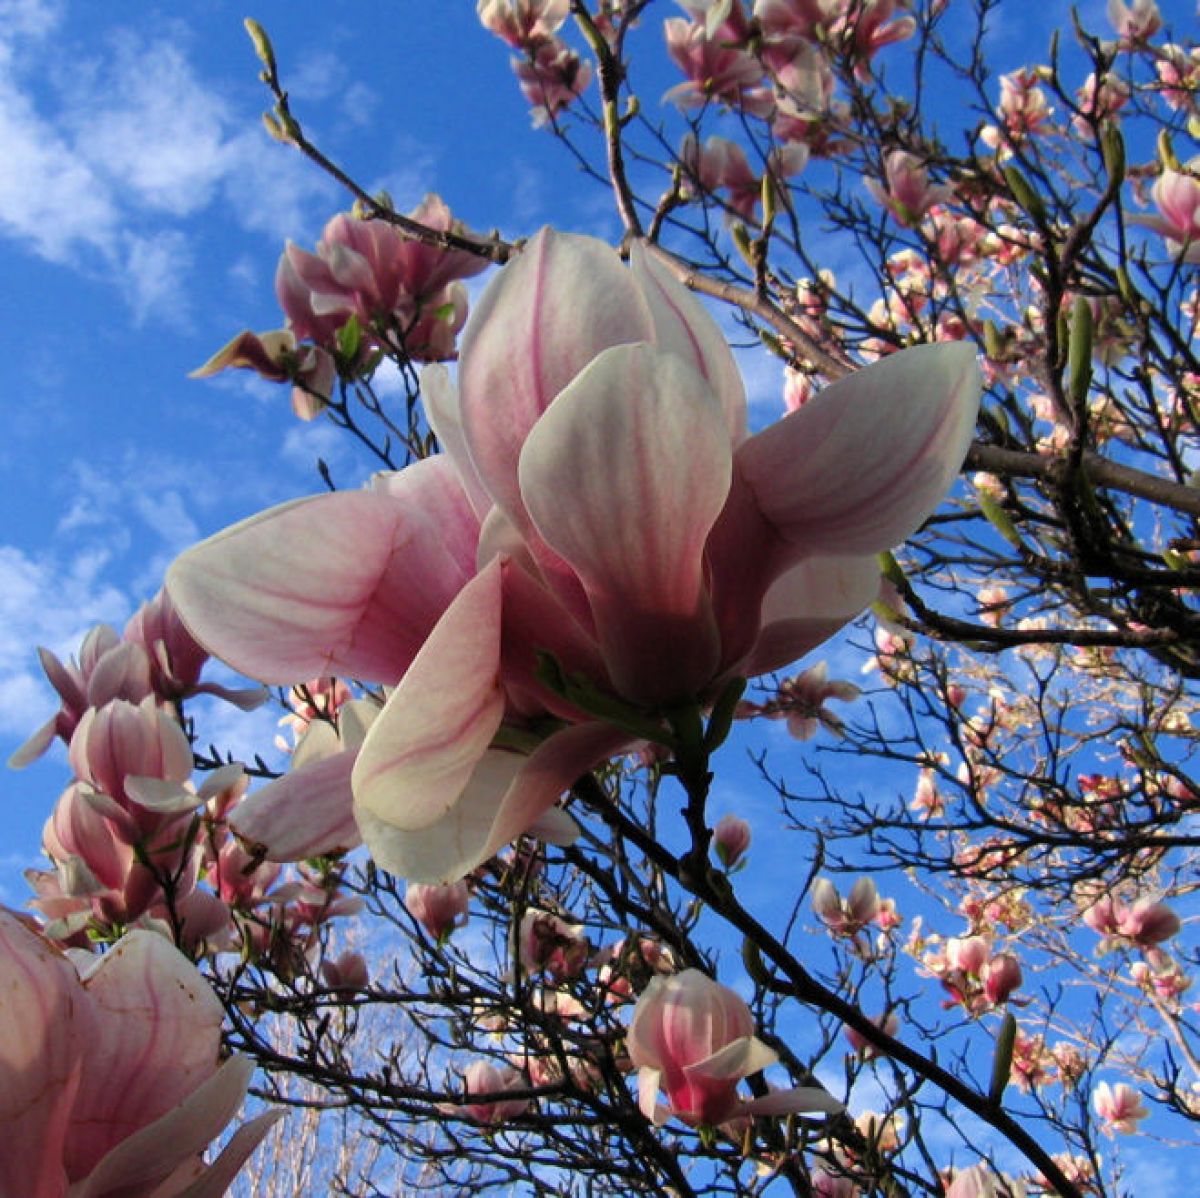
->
0, 3, 332, 323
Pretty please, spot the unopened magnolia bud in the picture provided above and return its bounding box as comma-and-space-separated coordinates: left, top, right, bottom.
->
244, 18, 276, 73
712, 814, 751, 868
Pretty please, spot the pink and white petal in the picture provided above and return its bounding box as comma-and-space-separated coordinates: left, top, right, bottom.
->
8, 714, 59, 767
422, 363, 493, 519
743, 1086, 844, 1118
71, 1056, 255, 1198
0, 911, 85, 1198
358, 721, 627, 884
519, 344, 729, 706
66, 930, 225, 1180
686, 1035, 778, 1084
366, 456, 483, 585
637, 1067, 669, 1125
153, 1110, 283, 1198
629, 241, 747, 443
123, 777, 206, 815
230, 748, 363, 861
459, 228, 656, 522
736, 342, 980, 554
352, 561, 507, 853
526, 804, 580, 846
168, 459, 478, 685
742, 554, 882, 677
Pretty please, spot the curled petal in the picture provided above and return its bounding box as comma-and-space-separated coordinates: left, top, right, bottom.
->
629, 242, 747, 443
352, 558, 627, 881
230, 749, 362, 861
72, 1056, 256, 1198
0, 911, 84, 1198
67, 929, 225, 1180
737, 342, 981, 554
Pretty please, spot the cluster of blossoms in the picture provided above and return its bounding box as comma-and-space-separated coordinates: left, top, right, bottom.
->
195, 194, 487, 418
13, 590, 367, 980
917, 934, 1024, 1016
477, 0, 593, 126
13, 590, 261, 948
0, 911, 276, 1196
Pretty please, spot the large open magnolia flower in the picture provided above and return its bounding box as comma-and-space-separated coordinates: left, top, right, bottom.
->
168, 229, 979, 883
0, 912, 276, 1197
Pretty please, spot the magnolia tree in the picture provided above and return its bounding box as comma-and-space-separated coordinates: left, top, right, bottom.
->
7, 1, 1199, 1195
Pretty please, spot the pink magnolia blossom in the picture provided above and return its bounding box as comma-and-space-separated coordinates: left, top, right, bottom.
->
1092, 1080, 1149, 1134
276, 195, 487, 360
125, 588, 267, 710
712, 813, 751, 867
1156, 44, 1200, 110
320, 949, 370, 992
190, 328, 336, 420
1082, 894, 1181, 948
627, 968, 842, 1127
1106, 0, 1160, 43
0, 912, 277, 1197
944, 1163, 1028, 1197
1131, 169, 1200, 263
812, 876, 880, 935
663, 13, 769, 112
865, 151, 954, 227
168, 229, 978, 885
518, 907, 589, 980
811, 1172, 862, 1198
405, 879, 471, 942
834, 0, 916, 78
843, 1012, 900, 1059
452, 1061, 531, 1123
512, 38, 594, 126
9, 625, 153, 769
477, 0, 569, 48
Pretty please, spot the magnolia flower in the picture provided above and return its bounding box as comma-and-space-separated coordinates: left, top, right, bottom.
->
405, 879, 471, 941
451, 1061, 531, 1124
812, 876, 880, 935
1092, 1080, 1149, 1134
169, 229, 979, 885
1131, 170, 1200, 263
627, 969, 841, 1126
518, 908, 589, 980
944, 1163, 1028, 1198
712, 813, 752, 867
865, 151, 954, 226
0, 912, 277, 1196
1106, 0, 1160, 43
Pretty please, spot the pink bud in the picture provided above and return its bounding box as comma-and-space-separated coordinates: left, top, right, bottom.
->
712, 813, 751, 868
844, 1012, 900, 1059
321, 949, 370, 992
455, 1060, 530, 1124
982, 952, 1023, 1006
404, 880, 470, 942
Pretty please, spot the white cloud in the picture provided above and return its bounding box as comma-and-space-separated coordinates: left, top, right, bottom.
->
0, 542, 130, 736
0, 8, 333, 321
